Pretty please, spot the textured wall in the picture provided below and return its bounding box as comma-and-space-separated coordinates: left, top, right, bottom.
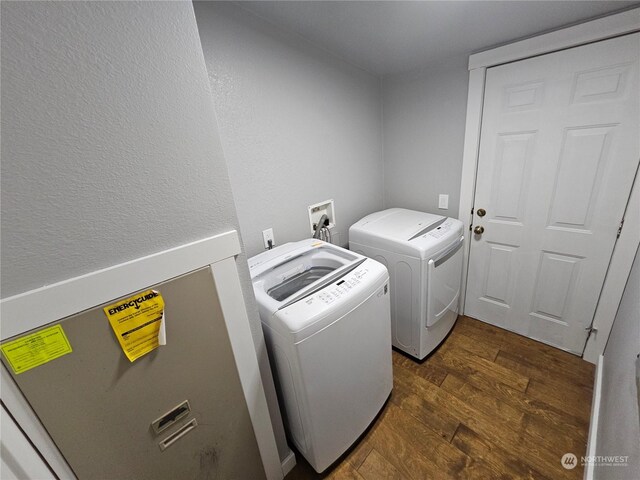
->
1, 0, 289, 465
595, 247, 640, 479
194, 2, 383, 256
1, 1, 240, 297
382, 57, 469, 218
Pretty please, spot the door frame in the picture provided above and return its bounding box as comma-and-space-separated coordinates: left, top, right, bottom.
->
458, 7, 640, 364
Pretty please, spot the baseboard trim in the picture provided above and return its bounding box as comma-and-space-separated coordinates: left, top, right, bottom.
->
585, 354, 604, 480
281, 450, 296, 477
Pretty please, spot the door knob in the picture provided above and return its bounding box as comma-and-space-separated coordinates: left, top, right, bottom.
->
477, 208, 486, 217
474, 226, 485, 235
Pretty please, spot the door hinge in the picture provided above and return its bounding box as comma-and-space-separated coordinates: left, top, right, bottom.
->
585, 325, 598, 336
617, 218, 625, 238
471, 207, 474, 215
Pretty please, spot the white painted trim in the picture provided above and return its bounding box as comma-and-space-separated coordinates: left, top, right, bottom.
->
1, 366, 77, 479
0, 231, 240, 341
281, 450, 297, 476
457, 67, 486, 314
0, 231, 284, 480
469, 8, 640, 69
459, 10, 640, 361
1, 403, 56, 480
584, 354, 604, 480
210, 258, 284, 480
583, 172, 640, 364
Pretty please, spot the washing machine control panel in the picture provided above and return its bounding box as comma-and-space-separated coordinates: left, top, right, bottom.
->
278, 258, 388, 334
310, 268, 369, 305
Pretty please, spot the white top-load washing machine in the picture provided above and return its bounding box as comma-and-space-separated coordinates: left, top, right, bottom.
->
249, 239, 392, 473
349, 208, 464, 360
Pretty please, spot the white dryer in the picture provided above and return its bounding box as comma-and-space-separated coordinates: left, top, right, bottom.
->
349, 208, 464, 360
249, 239, 392, 473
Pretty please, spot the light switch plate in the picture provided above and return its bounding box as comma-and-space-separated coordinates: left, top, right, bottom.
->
438, 194, 449, 209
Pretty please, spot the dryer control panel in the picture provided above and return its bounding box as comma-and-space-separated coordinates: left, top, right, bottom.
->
424, 218, 457, 239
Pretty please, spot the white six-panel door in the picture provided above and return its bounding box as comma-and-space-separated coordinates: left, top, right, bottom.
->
465, 33, 640, 354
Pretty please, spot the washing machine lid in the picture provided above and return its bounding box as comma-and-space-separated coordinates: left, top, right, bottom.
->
250, 239, 366, 315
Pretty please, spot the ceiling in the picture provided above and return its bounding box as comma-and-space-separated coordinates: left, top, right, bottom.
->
236, 1, 639, 76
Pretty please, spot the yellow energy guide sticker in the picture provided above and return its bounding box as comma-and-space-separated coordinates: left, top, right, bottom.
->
104, 290, 165, 362
1, 325, 73, 375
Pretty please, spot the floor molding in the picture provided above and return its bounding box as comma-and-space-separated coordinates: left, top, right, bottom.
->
281, 450, 297, 476
585, 354, 604, 480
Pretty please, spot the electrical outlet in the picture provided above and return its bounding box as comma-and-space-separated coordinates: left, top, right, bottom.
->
438, 194, 449, 209
262, 228, 274, 249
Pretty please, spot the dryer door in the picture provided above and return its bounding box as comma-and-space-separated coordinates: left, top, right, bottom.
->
426, 237, 464, 327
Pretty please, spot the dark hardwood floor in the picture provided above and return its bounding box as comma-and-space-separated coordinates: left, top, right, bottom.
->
285, 316, 595, 479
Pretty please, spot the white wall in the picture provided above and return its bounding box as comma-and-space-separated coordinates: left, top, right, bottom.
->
1, 0, 288, 470
194, 2, 383, 255
594, 246, 640, 479
1, 1, 245, 297
382, 56, 469, 218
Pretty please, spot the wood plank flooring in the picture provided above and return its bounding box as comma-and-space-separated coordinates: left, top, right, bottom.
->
285, 316, 595, 480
